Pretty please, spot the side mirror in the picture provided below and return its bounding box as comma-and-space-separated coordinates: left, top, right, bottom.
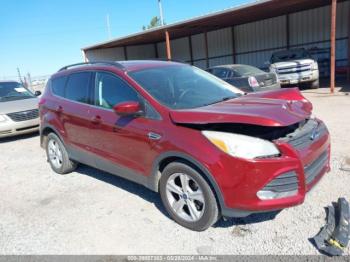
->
113, 101, 143, 117
34, 91, 42, 96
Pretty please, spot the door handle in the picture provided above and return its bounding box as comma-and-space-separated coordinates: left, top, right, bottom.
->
148, 132, 161, 140
91, 115, 102, 124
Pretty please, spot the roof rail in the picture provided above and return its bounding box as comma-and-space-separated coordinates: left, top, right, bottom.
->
58, 61, 125, 72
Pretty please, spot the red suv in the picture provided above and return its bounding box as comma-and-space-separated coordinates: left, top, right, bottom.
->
39, 61, 330, 231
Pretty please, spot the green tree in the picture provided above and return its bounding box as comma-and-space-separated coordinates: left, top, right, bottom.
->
142, 16, 164, 30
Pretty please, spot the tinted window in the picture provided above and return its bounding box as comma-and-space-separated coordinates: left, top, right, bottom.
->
51, 76, 67, 97
271, 49, 310, 63
129, 65, 241, 110
94, 72, 139, 109
65, 72, 91, 103
232, 65, 265, 77
210, 68, 229, 79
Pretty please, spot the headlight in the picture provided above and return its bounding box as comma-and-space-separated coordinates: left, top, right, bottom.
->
202, 131, 280, 160
0, 115, 7, 123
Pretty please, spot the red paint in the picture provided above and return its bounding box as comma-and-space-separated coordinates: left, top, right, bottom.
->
40, 61, 330, 214
113, 101, 141, 116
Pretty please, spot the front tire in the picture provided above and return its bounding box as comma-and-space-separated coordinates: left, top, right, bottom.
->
159, 162, 219, 231
309, 79, 319, 89
46, 133, 77, 174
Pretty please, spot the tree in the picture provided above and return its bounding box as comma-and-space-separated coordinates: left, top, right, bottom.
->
142, 16, 164, 30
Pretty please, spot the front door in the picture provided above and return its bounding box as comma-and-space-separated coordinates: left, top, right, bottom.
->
88, 71, 162, 178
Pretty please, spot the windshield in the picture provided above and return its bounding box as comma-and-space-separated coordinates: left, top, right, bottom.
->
0, 82, 35, 102
128, 65, 241, 110
233, 65, 265, 76
271, 49, 310, 63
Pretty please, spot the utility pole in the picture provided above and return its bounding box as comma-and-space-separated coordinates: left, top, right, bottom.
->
158, 0, 165, 26
17, 67, 23, 84
106, 14, 112, 39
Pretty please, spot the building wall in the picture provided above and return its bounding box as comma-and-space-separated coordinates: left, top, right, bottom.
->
85, 1, 349, 75
85, 47, 125, 61
127, 44, 155, 60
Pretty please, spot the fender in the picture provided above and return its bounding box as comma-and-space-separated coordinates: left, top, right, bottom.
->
40, 123, 66, 148
150, 151, 226, 211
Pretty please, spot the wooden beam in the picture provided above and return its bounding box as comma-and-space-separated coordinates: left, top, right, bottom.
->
165, 30, 172, 60
188, 36, 194, 65
204, 31, 209, 68
330, 0, 337, 93
123, 46, 128, 60
231, 26, 236, 63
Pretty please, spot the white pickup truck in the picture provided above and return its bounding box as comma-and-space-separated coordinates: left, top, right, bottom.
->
269, 48, 319, 89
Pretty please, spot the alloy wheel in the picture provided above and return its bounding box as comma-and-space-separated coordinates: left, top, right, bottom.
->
165, 173, 205, 222
48, 139, 63, 169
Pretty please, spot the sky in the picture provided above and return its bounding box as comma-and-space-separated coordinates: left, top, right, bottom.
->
0, 0, 255, 79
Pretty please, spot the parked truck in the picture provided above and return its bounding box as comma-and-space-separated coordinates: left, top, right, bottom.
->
269, 48, 319, 89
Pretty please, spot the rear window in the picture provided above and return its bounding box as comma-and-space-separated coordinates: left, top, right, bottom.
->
232, 65, 265, 76
51, 76, 67, 97
65, 72, 91, 103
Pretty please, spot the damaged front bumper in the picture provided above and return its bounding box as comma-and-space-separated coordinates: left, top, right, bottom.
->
220, 119, 330, 217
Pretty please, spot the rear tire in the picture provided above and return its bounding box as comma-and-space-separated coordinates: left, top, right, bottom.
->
46, 133, 77, 174
159, 162, 219, 231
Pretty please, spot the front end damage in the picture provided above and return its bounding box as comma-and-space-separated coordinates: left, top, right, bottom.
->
170, 88, 330, 214
177, 117, 330, 215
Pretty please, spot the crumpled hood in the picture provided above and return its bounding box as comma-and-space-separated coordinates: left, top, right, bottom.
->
273, 59, 315, 69
170, 88, 312, 127
0, 98, 38, 114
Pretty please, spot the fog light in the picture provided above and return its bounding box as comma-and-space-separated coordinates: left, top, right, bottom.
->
257, 190, 298, 200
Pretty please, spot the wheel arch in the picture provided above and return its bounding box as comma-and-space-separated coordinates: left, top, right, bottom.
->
40, 124, 64, 149
150, 151, 225, 211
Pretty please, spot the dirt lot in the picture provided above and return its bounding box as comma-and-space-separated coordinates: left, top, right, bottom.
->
0, 84, 349, 255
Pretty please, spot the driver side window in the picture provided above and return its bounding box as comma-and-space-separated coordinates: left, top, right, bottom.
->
94, 72, 139, 109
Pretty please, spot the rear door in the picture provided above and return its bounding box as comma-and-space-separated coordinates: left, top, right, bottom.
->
60, 72, 95, 158
88, 71, 162, 176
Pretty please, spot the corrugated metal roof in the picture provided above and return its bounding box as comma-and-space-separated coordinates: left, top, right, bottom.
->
82, 0, 335, 51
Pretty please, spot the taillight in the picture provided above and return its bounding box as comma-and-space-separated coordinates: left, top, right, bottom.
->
248, 76, 260, 88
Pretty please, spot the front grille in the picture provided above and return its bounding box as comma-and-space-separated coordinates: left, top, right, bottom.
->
7, 109, 39, 122
261, 171, 299, 193
304, 151, 329, 186
277, 65, 311, 75
280, 119, 328, 150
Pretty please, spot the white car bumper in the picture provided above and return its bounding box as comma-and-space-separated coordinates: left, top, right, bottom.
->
0, 116, 39, 138
279, 70, 319, 85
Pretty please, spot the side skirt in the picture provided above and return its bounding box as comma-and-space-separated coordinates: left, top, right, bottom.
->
67, 145, 155, 191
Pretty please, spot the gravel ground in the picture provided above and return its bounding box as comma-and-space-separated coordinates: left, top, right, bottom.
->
0, 86, 349, 255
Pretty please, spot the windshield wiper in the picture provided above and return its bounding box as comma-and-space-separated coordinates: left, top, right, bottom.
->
203, 96, 237, 106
